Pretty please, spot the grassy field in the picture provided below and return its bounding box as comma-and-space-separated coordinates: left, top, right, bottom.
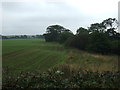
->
2, 39, 118, 76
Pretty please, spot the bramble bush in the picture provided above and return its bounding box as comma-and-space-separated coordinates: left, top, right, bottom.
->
2, 69, 120, 89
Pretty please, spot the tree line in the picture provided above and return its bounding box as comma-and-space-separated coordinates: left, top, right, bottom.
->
2, 35, 44, 39
44, 18, 120, 55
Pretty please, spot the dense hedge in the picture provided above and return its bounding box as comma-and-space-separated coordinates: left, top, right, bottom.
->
44, 18, 120, 55
3, 70, 120, 89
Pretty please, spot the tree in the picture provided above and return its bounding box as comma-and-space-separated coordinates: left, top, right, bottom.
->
88, 23, 106, 33
87, 32, 111, 54
102, 18, 120, 40
76, 27, 89, 34
36, 35, 44, 38
65, 27, 90, 50
44, 25, 66, 42
102, 18, 118, 29
43, 18, 120, 55
58, 31, 74, 43
46, 25, 65, 34
2, 36, 8, 39
110, 40, 120, 54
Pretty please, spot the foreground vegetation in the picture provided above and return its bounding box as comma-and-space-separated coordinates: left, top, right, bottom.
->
3, 68, 120, 89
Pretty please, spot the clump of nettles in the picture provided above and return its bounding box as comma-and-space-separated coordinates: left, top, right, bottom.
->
2, 70, 120, 89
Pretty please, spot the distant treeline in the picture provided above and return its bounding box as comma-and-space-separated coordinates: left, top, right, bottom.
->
1, 35, 44, 39
44, 18, 120, 55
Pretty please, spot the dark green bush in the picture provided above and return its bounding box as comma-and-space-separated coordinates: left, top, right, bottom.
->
3, 70, 120, 89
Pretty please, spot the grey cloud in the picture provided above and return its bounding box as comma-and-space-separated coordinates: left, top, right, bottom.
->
2, 1, 118, 35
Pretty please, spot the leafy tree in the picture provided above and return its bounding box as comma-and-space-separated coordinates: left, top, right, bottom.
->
87, 32, 111, 54
65, 27, 90, 50
102, 18, 118, 29
46, 25, 65, 34
36, 35, 44, 38
76, 27, 89, 34
20, 35, 27, 39
44, 25, 66, 42
58, 31, 74, 43
44, 18, 120, 55
102, 18, 120, 40
44, 25, 73, 42
88, 23, 106, 33
2, 36, 8, 39
110, 40, 120, 54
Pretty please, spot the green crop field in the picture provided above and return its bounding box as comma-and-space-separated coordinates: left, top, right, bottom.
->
2, 39, 118, 76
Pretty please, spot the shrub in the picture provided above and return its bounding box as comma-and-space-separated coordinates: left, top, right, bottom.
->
2, 68, 120, 89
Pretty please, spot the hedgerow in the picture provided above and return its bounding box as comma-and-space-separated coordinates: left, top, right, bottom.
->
2, 69, 120, 89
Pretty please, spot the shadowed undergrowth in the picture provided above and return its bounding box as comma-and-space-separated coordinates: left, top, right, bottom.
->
3, 67, 120, 89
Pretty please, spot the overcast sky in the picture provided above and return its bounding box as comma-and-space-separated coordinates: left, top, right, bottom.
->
1, 0, 119, 35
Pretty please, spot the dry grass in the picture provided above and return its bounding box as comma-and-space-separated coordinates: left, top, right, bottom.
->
60, 49, 119, 72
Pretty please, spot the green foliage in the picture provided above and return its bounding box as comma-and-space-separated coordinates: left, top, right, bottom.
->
43, 18, 119, 55
87, 32, 111, 54
89, 23, 106, 33
77, 27, 89, 34
64, 18, 120, 55
44, 25, 65, 42
109, 40, 120, 54
65, 34, 90, 50
58, 31, 74, 43
44, 25, 73, 43
3, 69, 120, 89
102, 18, 117, 29
43, 30, 59, 42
